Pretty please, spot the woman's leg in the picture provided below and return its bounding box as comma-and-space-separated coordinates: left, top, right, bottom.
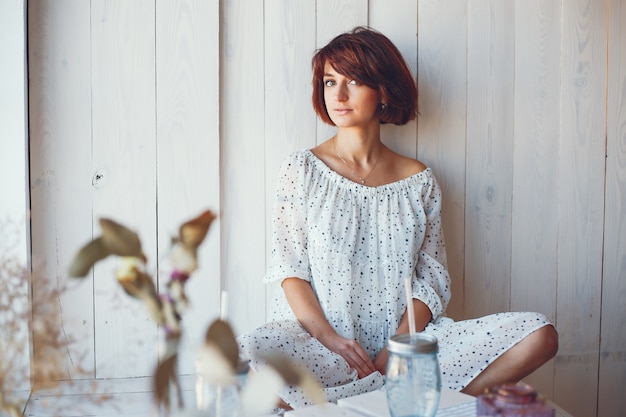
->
461, 324, 558, 396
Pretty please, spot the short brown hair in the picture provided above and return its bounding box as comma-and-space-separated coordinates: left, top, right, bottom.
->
311, 26, 418, 126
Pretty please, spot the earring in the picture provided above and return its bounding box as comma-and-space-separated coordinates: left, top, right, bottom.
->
381, 103, 387, 109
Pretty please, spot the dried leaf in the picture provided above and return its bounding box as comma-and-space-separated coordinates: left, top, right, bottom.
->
296, 372, 326, 406
262, 353, 325, 405
261, 352, 300, 385
153, 353, 178, 410
67, 237, 109, 277
179, 210, 216, 250
116, 258, 156, 296
169, 242, 198, 274
204, 319, 239, 369
196, 343, 235, 384
116, 258, 162, 324
0, 391, 23, 417
99, 218, 145, 260
238, 365, 284, 416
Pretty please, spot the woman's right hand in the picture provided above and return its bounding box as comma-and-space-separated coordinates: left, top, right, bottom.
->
317, 331, 376, 378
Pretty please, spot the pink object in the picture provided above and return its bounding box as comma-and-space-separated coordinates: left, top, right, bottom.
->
477, 383, 555, 416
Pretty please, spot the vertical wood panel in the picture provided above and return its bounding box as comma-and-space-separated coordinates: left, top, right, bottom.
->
511, 0, 561, 329
555, 0, 607, 415
91, 0, 158, 378
416, 0, 467, 320
511, 0, 561, 398
263, 1, 318, 318
221, 0, 266, 336
370, 0, 419, 160
315, 0, 368, 48
1, 0, 30, 393
28, 0, 95, 379
600, 0, 626, 415
465, 0, 515, 318
155, 0, 221, 374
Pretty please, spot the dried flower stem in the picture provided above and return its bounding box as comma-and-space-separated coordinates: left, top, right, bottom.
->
0, 219, 92, 416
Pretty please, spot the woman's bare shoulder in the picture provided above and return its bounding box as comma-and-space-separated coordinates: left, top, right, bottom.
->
388, 151, 428, 178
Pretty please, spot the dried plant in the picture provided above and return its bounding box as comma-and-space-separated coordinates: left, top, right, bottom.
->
68, 210, 217, 411
0, 218, 97, 417
67, 209, 324, 416
2, 211, 324, 416
0, 220, 30, 417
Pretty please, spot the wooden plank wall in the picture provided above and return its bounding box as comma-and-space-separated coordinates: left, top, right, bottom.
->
0, 0, 30, 394
601, 1, 626, 416
26, 1, 625, 416
29, 0, 96, 379
28, 0, 220, 379
555, 1, 607, 415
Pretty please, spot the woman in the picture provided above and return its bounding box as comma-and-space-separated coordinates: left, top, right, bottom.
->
239, 26, 558, 409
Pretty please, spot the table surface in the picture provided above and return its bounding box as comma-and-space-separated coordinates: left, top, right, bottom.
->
20, 376, 574, 417
286, 387, 574, 417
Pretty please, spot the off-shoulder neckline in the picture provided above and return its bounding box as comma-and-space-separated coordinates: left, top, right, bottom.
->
301, 149, 432, 190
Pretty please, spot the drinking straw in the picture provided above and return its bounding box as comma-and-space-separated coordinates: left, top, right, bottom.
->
404, 277, 416, 336
220, 290, 228, 320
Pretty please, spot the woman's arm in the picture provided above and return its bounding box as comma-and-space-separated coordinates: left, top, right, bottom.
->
281, 277, 376, 378
372, 298, 432, 374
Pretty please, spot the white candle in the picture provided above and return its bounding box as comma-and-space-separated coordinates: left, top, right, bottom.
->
404, 277, 416, 336
220, 290, 228, 320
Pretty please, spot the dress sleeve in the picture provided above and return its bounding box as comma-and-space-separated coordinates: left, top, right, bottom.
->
412, 172, 451, 321
263, 153, 311, 284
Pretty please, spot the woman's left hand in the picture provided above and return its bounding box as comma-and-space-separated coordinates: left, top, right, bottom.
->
373, 347, 389, 375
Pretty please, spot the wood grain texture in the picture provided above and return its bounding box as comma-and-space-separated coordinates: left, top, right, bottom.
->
464, 0, 515, 318
554, 0, 607, 415
263, 1, 318, 316
511, 0, 561, 326
370, 0, 419, 160
28, 0, 96, 379
511, 0, 562, 399
221, 0, 267, 336
416, 0, 467, 320
599, 0, 626, 415
315, 0, 368, 49
155, 0, 221, 374
91, 0, 158, 379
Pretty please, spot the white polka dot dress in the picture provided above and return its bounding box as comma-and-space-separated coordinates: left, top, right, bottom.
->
238, 150, 552, 409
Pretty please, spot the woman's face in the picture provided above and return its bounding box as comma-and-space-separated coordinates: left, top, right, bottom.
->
323, 62, 380, 128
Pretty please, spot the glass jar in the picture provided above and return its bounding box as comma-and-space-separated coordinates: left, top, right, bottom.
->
385, 333, 441, 417
195, 359, 249, 417
196, 381, 239, 417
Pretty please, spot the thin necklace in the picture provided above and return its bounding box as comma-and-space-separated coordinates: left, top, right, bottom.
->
333, 136, 382, 185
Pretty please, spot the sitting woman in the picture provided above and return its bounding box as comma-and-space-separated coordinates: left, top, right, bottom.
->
238, 26, 558, 409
